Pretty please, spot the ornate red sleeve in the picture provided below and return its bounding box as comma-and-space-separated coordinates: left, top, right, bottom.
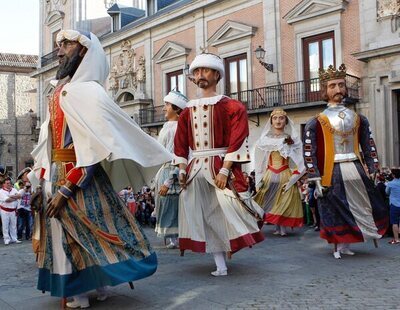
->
65, 164, 96, 189
225, 101, 250, 162
173, 108, 190, 165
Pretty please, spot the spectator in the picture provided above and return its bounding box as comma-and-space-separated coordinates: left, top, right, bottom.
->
17, 182, 33, 240
0, 178, 21, 245
118, 187, 130, 205
308, 182, 320, 231
386, 168, 400, 244
127, 192, 137, 215
376, 175, 388, 203
14, 180, 24, 191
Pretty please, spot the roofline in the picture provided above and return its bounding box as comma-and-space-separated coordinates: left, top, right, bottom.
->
100, 0, 219, 48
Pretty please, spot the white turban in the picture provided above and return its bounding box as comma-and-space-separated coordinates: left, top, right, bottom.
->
163, 91, 188, 110
56, 30, 91, 49
189, 53, 224, 79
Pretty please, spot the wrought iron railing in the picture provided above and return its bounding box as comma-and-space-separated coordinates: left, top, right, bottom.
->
41, 49, 59, 67
229, 74, 360, 112
139, 105, 166, 126
138, 74, 360, 126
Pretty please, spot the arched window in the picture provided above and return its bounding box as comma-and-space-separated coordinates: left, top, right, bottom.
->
117, 91, 135, 104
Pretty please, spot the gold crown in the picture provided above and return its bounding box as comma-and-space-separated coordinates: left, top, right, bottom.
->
318, 64, 346, 83
271, 108, 287, 117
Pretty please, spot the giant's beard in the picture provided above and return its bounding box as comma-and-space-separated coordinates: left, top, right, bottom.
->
56, 48, 84, 80
196, 78, 209, 88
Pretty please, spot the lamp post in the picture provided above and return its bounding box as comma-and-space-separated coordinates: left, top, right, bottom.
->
184, 64, 196, 84
254, 45, 273, 72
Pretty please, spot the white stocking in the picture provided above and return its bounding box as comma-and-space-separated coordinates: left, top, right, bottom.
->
213, 252, 227, 271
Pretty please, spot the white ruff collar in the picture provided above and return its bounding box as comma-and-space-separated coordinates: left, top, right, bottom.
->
187, 95, 227, 107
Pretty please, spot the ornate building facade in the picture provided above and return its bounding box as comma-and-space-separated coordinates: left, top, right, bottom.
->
354, 0, 400, 167
35, 0, 399, 167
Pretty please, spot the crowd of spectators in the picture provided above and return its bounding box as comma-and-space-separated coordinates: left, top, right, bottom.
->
0, 167, 34, 245
2, 164, 398, 246
119, 186, 156, 228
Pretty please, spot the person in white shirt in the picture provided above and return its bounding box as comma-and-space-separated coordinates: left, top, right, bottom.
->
0, 178, 21, 245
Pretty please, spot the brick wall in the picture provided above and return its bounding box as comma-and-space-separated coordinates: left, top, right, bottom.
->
280, 0, 361, 83
207, 2, 266, 89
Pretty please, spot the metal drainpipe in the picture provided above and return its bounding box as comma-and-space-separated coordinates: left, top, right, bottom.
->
274, 0, 281, 85
14, 73, 18, 174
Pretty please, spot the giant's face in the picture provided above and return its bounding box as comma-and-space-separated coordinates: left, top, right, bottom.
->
326, 78, 346, 104
271, 114, 287, 131
56, 40, 86, 80
163, 102, 177, 121
192, 67, 220, 89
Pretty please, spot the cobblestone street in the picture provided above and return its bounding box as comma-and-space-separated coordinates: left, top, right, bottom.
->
0, 226, 398, 309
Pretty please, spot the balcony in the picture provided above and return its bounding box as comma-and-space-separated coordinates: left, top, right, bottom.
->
41, 49, 59, 67
139, 105, 166, 127
138, 74, 360, 127
230, 74, 360, 113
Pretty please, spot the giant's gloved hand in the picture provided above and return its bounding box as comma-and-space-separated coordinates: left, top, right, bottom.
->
314, 179, 325, 198
308, 177, 325, 198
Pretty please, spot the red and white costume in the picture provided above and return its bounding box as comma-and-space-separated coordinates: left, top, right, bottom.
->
0, 187, 19, 244
173, 95, 265, 254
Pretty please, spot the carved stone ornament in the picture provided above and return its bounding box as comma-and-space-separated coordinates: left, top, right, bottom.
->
46, 0, 67, 14
377, 0, 400, 18
109, 40, 146, 92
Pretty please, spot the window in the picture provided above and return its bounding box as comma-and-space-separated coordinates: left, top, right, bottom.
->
166, 70, 184, 93
112, 14, 121, 32
224, 54, 248, 95
303, 31, 335, 91
157, 0, 177, 10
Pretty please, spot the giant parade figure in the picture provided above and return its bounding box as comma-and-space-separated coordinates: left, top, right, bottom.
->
254, 108, 305, 236
303, 64, 388, 259
154, 91, 188, 249
173, 53, 265, 276
29, 30, 172, 308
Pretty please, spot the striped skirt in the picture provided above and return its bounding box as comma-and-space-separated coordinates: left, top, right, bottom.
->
36, 163, 157, 297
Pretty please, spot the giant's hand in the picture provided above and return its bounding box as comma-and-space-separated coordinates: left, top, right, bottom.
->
46, 193, 68, 218
158, 185, 169, 196
215, 173, 228, 190
179, 173, 187, 190
314, 180, 325, 198
282, 182, 291, 192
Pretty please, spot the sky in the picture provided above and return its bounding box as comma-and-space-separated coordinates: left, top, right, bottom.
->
0, 0, 39, 55
0, 0, 142, 56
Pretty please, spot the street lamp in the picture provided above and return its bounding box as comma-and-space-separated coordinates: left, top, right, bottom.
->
184, 64, 190, 75
254, 45, 273, 72
184, 64, 196, 84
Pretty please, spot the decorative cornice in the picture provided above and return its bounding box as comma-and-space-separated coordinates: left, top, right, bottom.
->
45, 10, 65, 26
352, 44, 400, 62
283, 0, 348, 25
207, 20, 257, 47
153, 41, 191, 64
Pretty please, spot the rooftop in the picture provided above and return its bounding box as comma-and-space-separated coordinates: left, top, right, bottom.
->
0, 53, 38, 68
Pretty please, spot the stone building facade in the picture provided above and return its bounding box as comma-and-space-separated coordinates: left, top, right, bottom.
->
0, 53, 38, 178
353, 0, 400, 167
37, 0, 400, 169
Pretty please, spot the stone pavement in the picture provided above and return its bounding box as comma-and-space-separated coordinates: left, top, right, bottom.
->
0, 226, 399, 310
